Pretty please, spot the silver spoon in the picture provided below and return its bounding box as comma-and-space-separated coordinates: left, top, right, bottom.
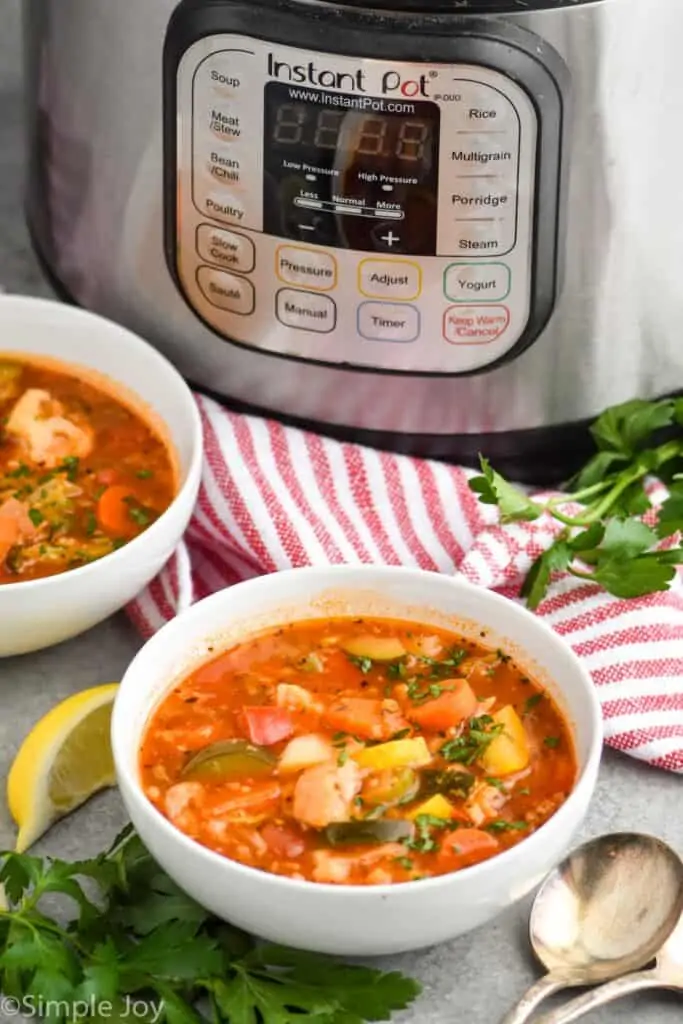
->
536, 912, 683, 1024
499, 832, 683, 1024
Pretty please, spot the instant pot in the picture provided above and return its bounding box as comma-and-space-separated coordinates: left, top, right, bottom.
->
21, 0, 683, 481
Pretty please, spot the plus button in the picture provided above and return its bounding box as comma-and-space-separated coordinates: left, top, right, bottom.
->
380, 230, 400, 248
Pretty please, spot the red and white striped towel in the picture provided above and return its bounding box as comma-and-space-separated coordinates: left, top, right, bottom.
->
128, 393, 683, 774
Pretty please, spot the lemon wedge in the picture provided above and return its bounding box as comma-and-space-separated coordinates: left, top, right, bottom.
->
6, 683, 119, 852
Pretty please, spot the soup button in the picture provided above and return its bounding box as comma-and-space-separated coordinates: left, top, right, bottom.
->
197, 266, 255, 315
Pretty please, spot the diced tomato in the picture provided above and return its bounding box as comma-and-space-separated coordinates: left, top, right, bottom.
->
438, 828, 500, 868
324, 698, 408, 741
243, 706, 294, 746
261, 822, 306, 858
408, 681, 478, 731
96, 468, 118, 486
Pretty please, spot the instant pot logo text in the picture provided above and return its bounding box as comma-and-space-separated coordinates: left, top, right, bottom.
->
266, 53, 430, 97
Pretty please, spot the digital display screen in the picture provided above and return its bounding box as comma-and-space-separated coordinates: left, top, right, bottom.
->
263, 83, 440, 254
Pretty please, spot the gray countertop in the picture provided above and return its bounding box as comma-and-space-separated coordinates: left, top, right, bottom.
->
1, 3, 682, 1022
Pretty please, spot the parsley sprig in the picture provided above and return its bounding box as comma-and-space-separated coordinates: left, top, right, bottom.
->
469, 398, 683, 608
0, 826, 420, 1023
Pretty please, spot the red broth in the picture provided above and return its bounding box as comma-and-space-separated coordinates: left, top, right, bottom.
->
0, 357, 176, 583
140, 617, 577, 886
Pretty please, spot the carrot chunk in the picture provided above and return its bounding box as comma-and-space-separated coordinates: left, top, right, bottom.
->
408, 681, 478, 731
438, 828, 500, 868
96, 485, 139, 539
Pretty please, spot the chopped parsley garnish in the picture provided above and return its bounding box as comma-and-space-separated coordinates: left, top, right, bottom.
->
406, 680, 454, 705
403, 814, 455, 854
27, 507, 44, 526
125, 500, 151, 526
544, 736, 561, 749
496, 649, 511, 663
523, 693, 544, 713
60, 455, 80, 481
518, 787, 531, 796
84, 510, 97, 536
347, 653, 373, 675
136, 468, 154, 478
390, 728, 411, 741
486, 820, 528, 833
485, 777, 506, 791
440, 715, 505, 766
395, 857, 414, 870
337, 749, 349, 767
6, 463, 29, 478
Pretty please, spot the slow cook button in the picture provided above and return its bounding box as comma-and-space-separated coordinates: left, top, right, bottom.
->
276, 289, 337, 333
276, 245, 337, 291
443, 304, 510, 345
197, 224, 255, 273
357, 302, 420, 343
358, 259, 422, 300
197, 266, 255, 315
444, 262, 511, 302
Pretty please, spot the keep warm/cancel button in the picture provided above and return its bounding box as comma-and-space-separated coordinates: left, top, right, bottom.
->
443, 304, 510, 345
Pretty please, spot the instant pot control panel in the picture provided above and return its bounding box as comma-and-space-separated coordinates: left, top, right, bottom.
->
165, 16, 567, 375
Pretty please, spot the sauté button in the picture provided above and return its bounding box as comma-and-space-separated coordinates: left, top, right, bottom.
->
358, 259, 421, 300
197, 266, 255, 315
443, 304, 510, 345
357, 302, 420, 343
197, 225, 255, 273
276, 289, 337, 333
276, 245, 337, 291
444, 262, 511, 302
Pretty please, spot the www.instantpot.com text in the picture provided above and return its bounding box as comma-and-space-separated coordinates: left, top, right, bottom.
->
286, 86, 416, 114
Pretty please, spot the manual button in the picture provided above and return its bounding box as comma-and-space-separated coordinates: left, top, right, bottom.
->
276, 289, 336, 333
197, 266, 255, 315
358, 259, 422, 301
197, 225, 255, 273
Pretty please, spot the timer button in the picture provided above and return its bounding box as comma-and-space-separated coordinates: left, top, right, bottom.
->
197, 266, 255, 316
276, 289, 337, 333
275, 245, 337, 292
197, 225, 255, 274
442, 304, 510, 345
358, 259, 422, 301
357, 302, 420, 343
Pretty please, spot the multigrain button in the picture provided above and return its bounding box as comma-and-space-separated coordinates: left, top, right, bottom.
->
197, 225, 255, 273
276, 289, 337, 333
357, 302, 420, 342
358, 259, 421, 300
443, 304, 510, 345
276, 245, 337, 291
197, 266, 255, 315
444, 262, 511, 302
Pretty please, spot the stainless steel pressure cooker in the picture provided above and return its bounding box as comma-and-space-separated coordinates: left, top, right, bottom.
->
21, 0, 683, 480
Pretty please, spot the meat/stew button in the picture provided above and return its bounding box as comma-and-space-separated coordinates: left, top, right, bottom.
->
358, 259, 422, 301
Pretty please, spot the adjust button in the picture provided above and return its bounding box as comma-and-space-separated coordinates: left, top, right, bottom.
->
197, 266, 255, 315
358, 259, 421, 301
443, 304, 510, 345
276, 245, 337, 292
197, 224, 255, 273
357, 302, 419, 343
444, 262, 510, 302
276, 289, 337, 333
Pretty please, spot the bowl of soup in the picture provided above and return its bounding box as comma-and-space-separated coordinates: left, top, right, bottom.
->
112, 564, 603, 955
0, 295, 202, 655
